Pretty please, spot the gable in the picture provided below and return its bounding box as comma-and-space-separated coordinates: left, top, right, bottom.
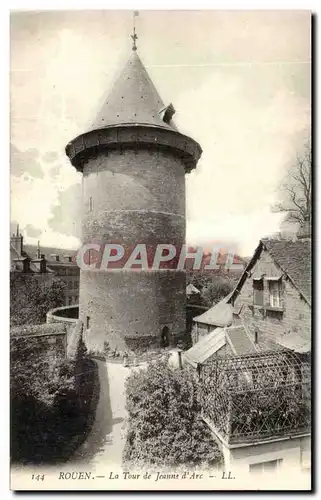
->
230, 240, 311, 307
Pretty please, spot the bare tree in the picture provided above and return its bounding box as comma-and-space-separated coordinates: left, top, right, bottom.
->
274, 141, 311, 227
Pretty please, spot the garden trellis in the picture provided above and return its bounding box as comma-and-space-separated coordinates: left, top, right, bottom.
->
199, 350, 310, 444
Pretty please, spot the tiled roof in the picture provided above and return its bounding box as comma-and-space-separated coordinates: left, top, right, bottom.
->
88, 51, 177, 132
193, 293, 233, 327
262, 239, 311, 303
10, 244, 41, 273
23, 244, 77, 261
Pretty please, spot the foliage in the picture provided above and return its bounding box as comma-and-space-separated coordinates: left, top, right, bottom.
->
274, 140, 311, 228
10, 336, 97, 464
123, 360, 223, 469
187, 271, 234, 307
10, 273, 66, 326
10, 336, 75, 407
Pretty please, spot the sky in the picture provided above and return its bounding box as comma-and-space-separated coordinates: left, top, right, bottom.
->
10, 10, 311, 256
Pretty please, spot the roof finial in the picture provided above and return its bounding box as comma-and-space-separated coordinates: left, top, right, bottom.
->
131, 11, 139, 51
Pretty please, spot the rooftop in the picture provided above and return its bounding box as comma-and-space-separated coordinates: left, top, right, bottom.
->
193, 293, 233, 327
89, 51, 177, 133
262, 238, 311, 303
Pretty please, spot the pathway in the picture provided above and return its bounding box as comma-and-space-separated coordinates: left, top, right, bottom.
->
70, 351, 179, 470
71, 360, 129, 469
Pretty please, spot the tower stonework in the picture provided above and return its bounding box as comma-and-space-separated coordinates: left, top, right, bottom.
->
66, 50, 202, 353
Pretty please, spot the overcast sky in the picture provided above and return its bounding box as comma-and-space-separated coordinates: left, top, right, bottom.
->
10, 10, 311, 256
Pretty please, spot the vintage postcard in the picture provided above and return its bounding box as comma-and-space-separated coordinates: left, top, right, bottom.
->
10, 9, 312, 491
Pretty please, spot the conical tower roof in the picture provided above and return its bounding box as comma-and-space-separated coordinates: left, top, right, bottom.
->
89, 51, 178, 132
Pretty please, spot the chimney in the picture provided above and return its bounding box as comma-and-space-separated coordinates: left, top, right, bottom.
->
37, 240, 41, 259
40, 256, 46, 273
10, 224, 23, 256
22, 257, 30, 273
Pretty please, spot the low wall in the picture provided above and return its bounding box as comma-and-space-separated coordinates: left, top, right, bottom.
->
47, 304, 198, 354
11, 319, 85, 364
46, 305, 79, 325
10, 323, 68, 360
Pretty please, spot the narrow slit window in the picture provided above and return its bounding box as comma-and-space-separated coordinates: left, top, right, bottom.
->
89, 197, 93, 212
86, 316, 90, 329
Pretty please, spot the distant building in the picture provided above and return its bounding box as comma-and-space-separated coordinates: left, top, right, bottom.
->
186, 283, 201, 305
10, 225, 54, 280
45, 253, 79, 306
10, 225, 80, 306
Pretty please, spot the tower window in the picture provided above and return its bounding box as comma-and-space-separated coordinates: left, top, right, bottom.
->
86, 316, 90, 329
89, 197, 93, 212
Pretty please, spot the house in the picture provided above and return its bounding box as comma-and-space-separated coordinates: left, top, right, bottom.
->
185, 230, 311, 475
10, 226, 55, 279
229, 235, 311, 353
191, 231, 311, 354
10, 226, 80, 306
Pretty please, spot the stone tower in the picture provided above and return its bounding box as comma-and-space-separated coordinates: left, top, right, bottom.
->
66, 44, 202, 353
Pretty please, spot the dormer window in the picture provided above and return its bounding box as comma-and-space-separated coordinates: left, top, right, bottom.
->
159, 103, 175, 124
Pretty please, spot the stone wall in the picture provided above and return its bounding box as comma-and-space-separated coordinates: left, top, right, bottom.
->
10, 323, 67, 360
233, 249, 311, 344
82, 149, 185, 221
80, 269, 186, 352
79, 147, 187, 353
11, 320, 85, 364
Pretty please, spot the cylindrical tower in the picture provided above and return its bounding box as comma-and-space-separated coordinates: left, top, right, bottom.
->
66, 49, 202, 353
